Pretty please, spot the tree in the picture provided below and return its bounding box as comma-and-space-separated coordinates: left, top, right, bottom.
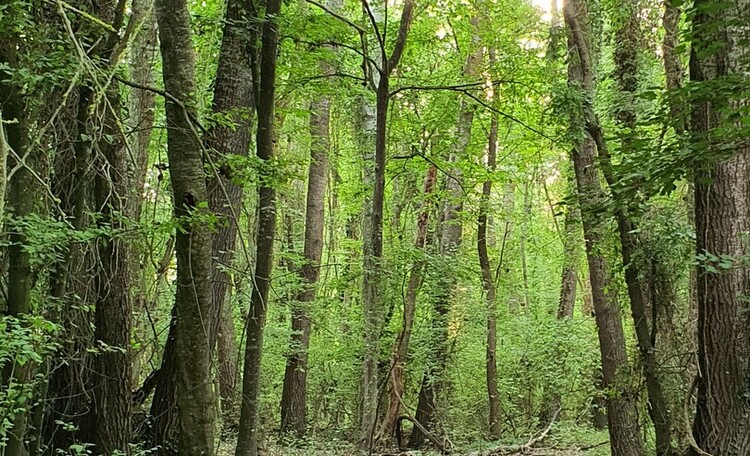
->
279, 42, 331, 437
563, 1, 646, 455
357, 0, 415, 448
478, 111, 501, 439
234, 0, 282, 452
689, 0, 750, 452
155, 0, 218, 452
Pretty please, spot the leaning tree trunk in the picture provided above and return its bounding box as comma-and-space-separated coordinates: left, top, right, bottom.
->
607, 1, 672, 453
155, 0, 218, 452
234, 0, 282, 452
689, 0, 750, 453
376, 165, 437, 443
562, 2, 646, 456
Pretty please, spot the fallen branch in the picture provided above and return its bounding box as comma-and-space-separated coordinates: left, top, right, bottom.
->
465, 407, 560, 456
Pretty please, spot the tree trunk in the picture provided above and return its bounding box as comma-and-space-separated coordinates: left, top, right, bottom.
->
608, 2, 673, 453
1, 15, 33, 453
91, 88, 133, 456
376, 165, 437, 443
359, 2, 414, 448
155, 0, 218, 451
479, 114, 501, 440
563, 2, 646, 456
689, 0, 750, 452
205, 0, 257, 412
234, 0, 282, 452
279, 96, 330, 437
409, 35, 478, 450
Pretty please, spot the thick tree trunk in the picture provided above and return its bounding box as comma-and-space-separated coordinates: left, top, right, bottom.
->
479, 114, 501, 440
91, 88, 133, 456
205, 0, 257, 412
279, 96, 330, 437
689, 0, 750, 453
376, 165, 437, 443
234, 0, 282, 452
155, 0, 218, 452
563, 2, 646, 456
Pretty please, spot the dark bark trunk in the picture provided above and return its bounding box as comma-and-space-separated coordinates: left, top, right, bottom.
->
479, 115, 501, 440
609, 2, 672, 453
205, 0, 257, 413
563, 2, 646, 456
234, 0, 282, 452
90, 88, 133, 455
156, 0, 218, 451
1, 15, 33, 454
279, 94, 330, 437
689, 0, 750, 452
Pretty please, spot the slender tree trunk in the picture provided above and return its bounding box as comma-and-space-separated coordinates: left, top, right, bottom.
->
607, 2, 673, 453
689, 0, 750, 452
359, 2, 414, 448
563, 2, 646, 456
376, 165, 438, 443
127, 0, 158, 383
557, 180, 580, 320
409, 36, 478, 450
279, 95, 330, 438
479, 114, 501, 440
155, 0, 218, 451
234, 0, 282, 452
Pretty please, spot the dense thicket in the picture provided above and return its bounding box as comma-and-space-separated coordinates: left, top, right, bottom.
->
1, 0, 748, 454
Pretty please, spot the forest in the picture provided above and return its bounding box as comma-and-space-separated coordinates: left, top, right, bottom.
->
0, 0, 749, 452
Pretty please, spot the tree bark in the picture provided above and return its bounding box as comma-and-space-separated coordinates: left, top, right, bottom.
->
608, 1, 673, 452
1, 10, 33, 452
155, 0, 218, 451
234, 0, 282, 452
563, 2, 646, 456
689, 0, 750, 452
205, 0, 257, 412
479, 114, 501, 440
376, 165, 437, 443
358, 1, 414, 448
279, 94, 330, 438
409, 41, 479, 448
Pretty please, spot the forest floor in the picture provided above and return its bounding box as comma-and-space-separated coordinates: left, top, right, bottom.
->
215, 429, 611, 456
